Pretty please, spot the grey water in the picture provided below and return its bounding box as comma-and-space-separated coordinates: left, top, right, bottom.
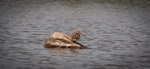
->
0, 0, 150, 69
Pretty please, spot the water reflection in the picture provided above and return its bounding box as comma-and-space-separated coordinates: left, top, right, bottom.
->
47, 48, 78, 54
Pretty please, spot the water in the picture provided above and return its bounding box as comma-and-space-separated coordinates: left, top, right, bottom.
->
0, 0, 150, 69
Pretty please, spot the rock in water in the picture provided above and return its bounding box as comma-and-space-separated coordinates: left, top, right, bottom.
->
44, 31, 87, 49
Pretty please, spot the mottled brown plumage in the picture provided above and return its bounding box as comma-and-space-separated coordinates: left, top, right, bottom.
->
70, 30, 81, 41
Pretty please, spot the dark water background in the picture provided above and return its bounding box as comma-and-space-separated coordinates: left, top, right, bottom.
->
0, 0, 150, 69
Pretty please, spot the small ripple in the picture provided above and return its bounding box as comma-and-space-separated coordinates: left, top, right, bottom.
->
0, 64, 6, 69
104, 64, 127, 66
139, 55, 150, 58
21, 30, 30, 32
137, 60, 150, 64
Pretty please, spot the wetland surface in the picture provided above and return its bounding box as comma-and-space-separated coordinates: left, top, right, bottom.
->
0, 0, 150, 69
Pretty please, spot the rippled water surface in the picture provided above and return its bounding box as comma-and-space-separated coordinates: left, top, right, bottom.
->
0, 0, 150, 69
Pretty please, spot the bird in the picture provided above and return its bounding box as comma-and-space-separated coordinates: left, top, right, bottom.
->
70, 30, 81, 41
